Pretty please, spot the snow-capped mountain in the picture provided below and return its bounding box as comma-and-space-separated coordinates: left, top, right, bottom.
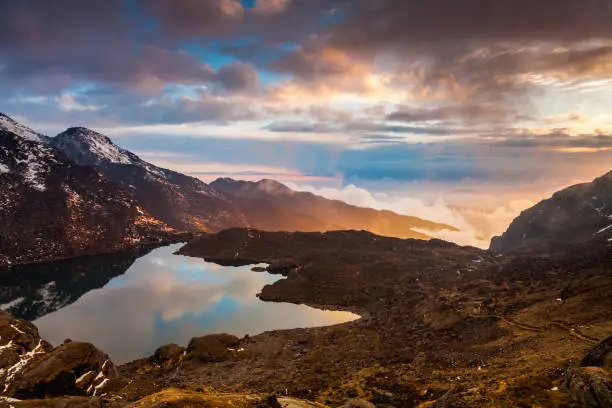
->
1, 113, 470, 267
50, 127, 248, 231
0, 113, 49, 143
0, 124, 172, 268
491, 171, 612, 253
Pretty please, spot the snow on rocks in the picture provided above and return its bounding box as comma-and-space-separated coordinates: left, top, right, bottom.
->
0, 129, 58, 191
595, 224, 612, 235
0, 311, 116, 399
53, 127, 134, 165
0, 298, 25, 312
0, 114, 47, 143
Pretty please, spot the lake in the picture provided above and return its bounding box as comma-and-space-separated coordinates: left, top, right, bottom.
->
0, 244, 358, 363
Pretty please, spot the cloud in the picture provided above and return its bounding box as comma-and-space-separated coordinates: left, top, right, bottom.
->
387, 103, 520, 125
215, 62, 260, 91
331, 0, 612, 50
264, 121, 337, 133
252, 0, 292, 15
284, 181, 535, 248
141, 0, 244, 37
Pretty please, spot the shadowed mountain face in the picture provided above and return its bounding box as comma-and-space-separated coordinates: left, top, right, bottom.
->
491, 171, 612, 253
50, 127, 249, 232
0, 245, 159, 321
211, 178, 458, 239
0, 128, 171, 268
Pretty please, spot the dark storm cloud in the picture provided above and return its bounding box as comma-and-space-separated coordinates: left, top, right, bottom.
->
332, 0, 612, 50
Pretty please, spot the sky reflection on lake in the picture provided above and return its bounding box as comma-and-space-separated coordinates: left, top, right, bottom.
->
34, 244, 358, 363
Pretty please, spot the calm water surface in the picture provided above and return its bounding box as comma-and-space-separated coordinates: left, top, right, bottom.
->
8, 244, 357, 363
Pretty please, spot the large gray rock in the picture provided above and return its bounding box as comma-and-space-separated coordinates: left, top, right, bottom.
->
563, 367, 612, 408
582, 335, 612, 370
9, 341, 115, 399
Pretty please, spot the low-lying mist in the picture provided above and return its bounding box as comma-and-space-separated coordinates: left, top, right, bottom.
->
286, 180, 546, 249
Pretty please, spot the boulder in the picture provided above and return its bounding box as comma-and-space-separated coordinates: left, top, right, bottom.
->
581, 335, 612, 370
186, 334, 240, 363
0, 312, 54, 395
9, 341, 115, 399
151, 344, 185, 366
338, 399, 377, 408
257, 394, 282, 408
563, 367, 612, 408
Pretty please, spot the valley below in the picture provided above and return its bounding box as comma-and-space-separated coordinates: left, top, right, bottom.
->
0, 229, 611, 407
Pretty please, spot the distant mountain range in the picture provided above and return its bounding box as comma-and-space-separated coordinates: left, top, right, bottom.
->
0, 113, 458, 267
211, 178, 455, 239
491, 171, 612, 253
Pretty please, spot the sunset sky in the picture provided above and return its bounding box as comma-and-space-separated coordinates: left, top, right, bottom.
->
2, 0, 612, 246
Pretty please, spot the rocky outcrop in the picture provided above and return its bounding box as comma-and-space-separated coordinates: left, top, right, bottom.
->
0, 312, 114, 400
563, 367, 612, 408
151, 344, 185, 367
10, 341, 115, 399
581, 335, 612, 370
490, 170, 612, 253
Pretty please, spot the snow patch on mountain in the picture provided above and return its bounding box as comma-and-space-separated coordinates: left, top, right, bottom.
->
56, 127, 134, 165
0, 114, 47, 143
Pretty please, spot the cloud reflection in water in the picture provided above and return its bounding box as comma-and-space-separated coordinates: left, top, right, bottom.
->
34, 244, 358, 363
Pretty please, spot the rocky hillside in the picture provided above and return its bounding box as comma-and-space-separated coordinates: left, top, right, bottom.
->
0, 113, 49, 144
211, 178, 457, 239
491, 170, 612, 253
0, 128, 173, 268
50, 127, 248, 232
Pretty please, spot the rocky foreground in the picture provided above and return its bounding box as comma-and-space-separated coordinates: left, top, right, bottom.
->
0, 229, 611, 407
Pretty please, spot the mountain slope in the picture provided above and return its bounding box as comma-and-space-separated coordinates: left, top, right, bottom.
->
0, 128, 171, 267
0, 113, 49, 143
211, 178, 458, 239
490, 170, 612, 253
50, 127, 248, 231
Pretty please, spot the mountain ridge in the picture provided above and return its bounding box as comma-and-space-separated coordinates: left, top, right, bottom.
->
1, 112, 463, 266
491, 170, 612, 253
